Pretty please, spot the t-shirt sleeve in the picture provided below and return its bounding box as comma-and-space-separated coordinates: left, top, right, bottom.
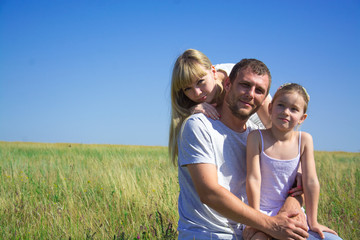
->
214, 63, 235, 77
178, 115, 215, 167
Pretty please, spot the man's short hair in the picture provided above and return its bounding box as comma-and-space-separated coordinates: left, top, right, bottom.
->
229, 58, 272, 94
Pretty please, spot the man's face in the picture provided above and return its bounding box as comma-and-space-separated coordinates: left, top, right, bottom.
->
225, 67, 269, 120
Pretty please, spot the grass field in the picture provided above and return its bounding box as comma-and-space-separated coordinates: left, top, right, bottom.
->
0, 141, 359, 239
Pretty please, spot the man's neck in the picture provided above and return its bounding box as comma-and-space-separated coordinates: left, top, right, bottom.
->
217, 104, 248, 133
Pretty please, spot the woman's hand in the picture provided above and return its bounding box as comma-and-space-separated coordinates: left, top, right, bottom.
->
190, 103, 220, 120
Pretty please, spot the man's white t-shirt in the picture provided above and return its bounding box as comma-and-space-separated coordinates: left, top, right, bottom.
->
177, 113, 262, 239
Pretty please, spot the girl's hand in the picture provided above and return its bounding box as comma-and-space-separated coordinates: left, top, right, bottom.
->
288, 172, 303, 197
242, 226, 259, 240
190, 103, 220, 120
309, 222, 338, 239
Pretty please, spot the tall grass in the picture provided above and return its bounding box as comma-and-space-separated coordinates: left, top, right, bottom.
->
0, 142, 178, 239
0, 142, 359, 239
315, 151, 360, 239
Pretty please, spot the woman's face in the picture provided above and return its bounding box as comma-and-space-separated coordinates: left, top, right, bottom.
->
182, 65, 217, 103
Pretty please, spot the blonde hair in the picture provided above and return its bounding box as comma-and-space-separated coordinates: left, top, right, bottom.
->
272, 83, 310, 113
169, 49, 224, 165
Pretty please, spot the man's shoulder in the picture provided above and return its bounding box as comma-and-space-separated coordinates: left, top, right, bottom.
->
246, 118, 262, 131
181, 113, 215, 137
185, 113, 211, 126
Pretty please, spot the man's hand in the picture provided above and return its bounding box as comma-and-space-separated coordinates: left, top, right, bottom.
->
278, 194, 307, 231
269, 210, 309, 240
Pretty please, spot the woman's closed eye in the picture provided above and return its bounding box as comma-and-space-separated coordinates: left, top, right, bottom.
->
183, 87, 191, 92
197, 79, 205, 85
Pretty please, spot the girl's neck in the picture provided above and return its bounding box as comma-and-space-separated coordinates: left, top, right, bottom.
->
269, 126, 297, 142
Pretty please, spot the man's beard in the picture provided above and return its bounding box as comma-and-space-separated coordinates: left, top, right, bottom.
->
227, 95, 260, 121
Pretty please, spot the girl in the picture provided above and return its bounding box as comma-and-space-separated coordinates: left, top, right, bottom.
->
169, 49, 271, 165
246, 83, 339, 240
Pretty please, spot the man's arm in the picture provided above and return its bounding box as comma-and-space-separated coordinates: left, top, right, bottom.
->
187, 163, 309, 240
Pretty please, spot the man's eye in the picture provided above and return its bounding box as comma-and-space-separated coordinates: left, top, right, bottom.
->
255, 89, 264, 94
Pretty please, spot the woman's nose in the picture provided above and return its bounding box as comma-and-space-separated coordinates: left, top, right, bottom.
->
194, 87, 202, 96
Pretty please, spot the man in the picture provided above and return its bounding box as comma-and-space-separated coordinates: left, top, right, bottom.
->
177, 59, 308, 239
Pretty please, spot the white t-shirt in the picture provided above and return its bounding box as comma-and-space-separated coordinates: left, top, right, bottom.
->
177, 113, 262, 239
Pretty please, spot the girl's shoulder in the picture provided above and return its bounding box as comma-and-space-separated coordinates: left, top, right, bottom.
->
247, 129, 262, 142
299, 131, 313, 142
299, 131, 314, 153
247, 128, 270, 142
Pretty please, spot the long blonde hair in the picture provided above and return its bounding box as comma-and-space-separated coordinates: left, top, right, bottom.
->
169, 49, 223, 165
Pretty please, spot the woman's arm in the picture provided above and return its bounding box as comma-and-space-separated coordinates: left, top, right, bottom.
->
256, 95, 272, 128
190, 103, 220, 120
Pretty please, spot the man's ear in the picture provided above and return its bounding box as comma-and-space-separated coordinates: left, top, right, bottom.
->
224, 77, 231, 91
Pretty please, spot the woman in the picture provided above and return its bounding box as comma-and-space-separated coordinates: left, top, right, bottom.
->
169, 49, 271, 165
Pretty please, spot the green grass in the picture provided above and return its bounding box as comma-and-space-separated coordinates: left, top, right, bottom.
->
0, 142, 359, 239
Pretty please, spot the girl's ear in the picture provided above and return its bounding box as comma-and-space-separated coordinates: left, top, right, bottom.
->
298, 113, 308, 125
268, 102, 273, 115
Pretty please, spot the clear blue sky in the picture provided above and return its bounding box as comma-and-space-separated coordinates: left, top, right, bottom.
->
1, 0, 359, 152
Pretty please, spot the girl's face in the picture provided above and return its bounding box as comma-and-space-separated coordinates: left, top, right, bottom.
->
182, 65, 217, 103
269, 92, 307, 131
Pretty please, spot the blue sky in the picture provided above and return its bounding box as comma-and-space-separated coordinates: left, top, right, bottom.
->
1, 0, 359, 152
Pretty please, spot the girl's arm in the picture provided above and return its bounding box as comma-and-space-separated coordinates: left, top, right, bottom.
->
301, 132, 338, 238
246, 131, 262, 211
301, 132, 319, 226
